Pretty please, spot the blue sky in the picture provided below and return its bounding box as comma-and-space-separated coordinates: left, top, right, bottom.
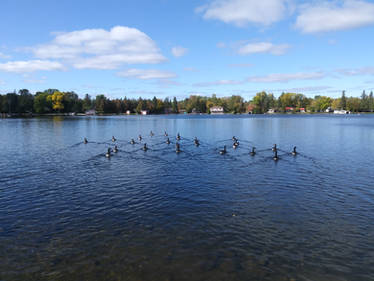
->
0, 0, 374, 100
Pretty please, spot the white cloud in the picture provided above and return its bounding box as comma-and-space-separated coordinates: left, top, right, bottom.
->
336, 67, 374, 76
0, 60, 64, 73
216, 42, 226, 48
171, 46, 188, 57
193, 79, 243, 87
0, 52, 10, 59
228, 63, 253, 68
33, 26, 166, 69
197, 0, 292, 27
183, 67, 199, 72
237, 42, 290, 55
117, 69, 177, 80
296, 0, 374, 33
247, 72, 325, 83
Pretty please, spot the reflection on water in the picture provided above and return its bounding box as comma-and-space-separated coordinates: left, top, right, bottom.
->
0, 115, 374, 280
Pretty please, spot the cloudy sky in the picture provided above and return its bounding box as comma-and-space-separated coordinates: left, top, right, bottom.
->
0, 0, 374, 99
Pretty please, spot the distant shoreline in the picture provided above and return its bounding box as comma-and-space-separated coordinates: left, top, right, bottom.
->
2, 112, 373, 118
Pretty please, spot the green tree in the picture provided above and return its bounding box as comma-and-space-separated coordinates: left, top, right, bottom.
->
33, 92, 52, 113
172, 97, 178, 113
340, 91, 346, 110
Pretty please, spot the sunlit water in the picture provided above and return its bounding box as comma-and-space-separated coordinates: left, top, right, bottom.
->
1, 115, 374, 281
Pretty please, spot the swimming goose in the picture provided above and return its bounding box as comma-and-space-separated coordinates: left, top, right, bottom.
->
175, 143, 181, 153
138, 135, 142, 141
150, 131, 154, 137
105, 148, 112, 158
273, 149, 279, 161
113, 145, 118, 153
250, 147, 256, 156
166, 137, 171, 144
176, 133, 181, 141
83, 137, 88, 144
112, 136, 116, 142
142, 143, 148, 151
292, 146, 297, 156
272, 144, 277, 151
164, 131, 168, 137
233, 141, 239, 149
130, 138, 135, 144
194, 137, 200, 146
220, 145, 227, 155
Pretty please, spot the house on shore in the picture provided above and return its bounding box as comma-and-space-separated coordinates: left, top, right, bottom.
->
334, 109, 351, 114
299, 108, 306, 113
141, 110, 148, 115
85, 109, 96, 115
210, 106, 224, 114
325, 107, 333, 113
267, 108, 275, 114
285, 107, 294, 112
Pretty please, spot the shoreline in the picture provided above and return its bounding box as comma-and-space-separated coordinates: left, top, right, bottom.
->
1, 112, 373, 118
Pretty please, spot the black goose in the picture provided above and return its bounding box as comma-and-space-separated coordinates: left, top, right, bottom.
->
194, 137, 200, 146
142, 143, 148, 151
292, 146, 297, 156
175, 143, 181, 153
105, 148, 112, 158
273, 149, 279, 161
220, 145, 227, 155
250, 147, 256, 156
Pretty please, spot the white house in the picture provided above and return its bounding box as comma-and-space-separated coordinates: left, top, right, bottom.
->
334, 109, 350, 114
141, 110, 148, 115
267, 108, 275, 114
126, 110, 131, 115
210, 106, 224, 114
85, 109, 96, 115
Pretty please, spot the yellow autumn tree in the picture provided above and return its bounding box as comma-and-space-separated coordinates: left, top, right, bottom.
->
48, 91, 64, 112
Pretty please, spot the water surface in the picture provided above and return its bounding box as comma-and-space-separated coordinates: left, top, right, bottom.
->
1, 115, 374, 280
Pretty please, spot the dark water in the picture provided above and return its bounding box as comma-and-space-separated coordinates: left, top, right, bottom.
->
1, 115, 374, 281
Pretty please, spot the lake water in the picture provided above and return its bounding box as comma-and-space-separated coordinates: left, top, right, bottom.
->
1, 114, 374, 281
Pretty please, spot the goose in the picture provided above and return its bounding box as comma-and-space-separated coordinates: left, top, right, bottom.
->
142, 143, 148, 151
150, 131, 154, 137
138, 135, 142, 141
166, 137, 171, 144
220, 145, 227, 155
83, 137, 88, 144
130, 139, 135, 144
272, 144, 277, 151
105, 148, 112, 158
113, 145, 118, 153
194, 137, 200, 146
164, 131, 168, 137
273, 149, 279, 161
175, 143, 181, 153
233, 141, 239, 149
250, 147, 256, 156
292, 146, 297, 156
176, 133, 181, 141
112, 136, 116, 142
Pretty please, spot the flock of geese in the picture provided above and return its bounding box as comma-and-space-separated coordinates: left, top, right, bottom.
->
83, 131, 298, 161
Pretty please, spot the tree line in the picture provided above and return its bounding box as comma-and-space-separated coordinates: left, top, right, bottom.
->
0, 89, 373, 115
